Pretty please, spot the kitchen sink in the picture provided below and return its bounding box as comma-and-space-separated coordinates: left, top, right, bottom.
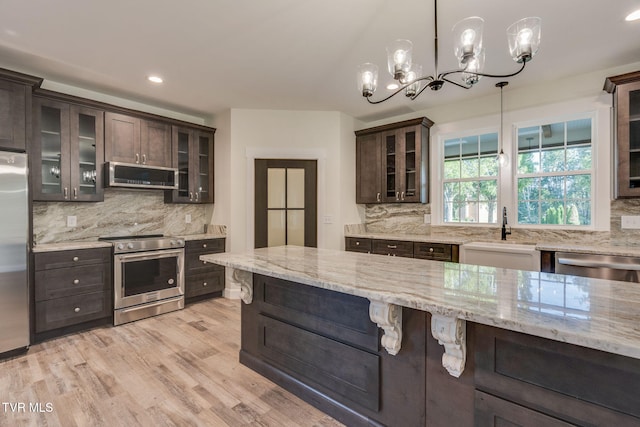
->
460, 241, 541, 271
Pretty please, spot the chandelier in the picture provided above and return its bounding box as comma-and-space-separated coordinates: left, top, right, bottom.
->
357, 0, 541, 104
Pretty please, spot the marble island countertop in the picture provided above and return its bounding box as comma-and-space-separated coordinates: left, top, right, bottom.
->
202, 245, 640, 362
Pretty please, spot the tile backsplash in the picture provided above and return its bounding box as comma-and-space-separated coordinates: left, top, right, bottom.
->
364, 201, 640, 246
33, 189, 209, 244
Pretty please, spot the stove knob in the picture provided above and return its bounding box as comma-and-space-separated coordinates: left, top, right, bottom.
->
116, 243, 125, 251
127, 242, 135, 249
177, 239, 184, 246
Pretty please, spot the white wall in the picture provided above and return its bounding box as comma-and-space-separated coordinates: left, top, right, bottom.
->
221, 109, 360, 255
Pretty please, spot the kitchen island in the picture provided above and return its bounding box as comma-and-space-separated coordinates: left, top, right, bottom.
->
201, 246, 640, 426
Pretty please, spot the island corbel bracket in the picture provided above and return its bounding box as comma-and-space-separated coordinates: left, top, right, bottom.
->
430, 314, 466, 378
232, 268, 253, 304
369, 300, 402, 355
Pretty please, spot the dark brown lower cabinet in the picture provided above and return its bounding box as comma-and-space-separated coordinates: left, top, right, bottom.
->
33, 247, 112, 342
184, 238, 225, 302
346, 236, 459, 262
239, 273, 640, 427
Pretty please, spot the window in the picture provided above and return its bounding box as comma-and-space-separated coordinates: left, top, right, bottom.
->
443, 132, 498, 224
516, 118, 592, 226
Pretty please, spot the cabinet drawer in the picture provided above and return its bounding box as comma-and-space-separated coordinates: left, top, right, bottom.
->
35, 290, 112, 333
185, 253, 224, 274
413, 242, 452, 261
371, 239, 413, 258
34, 247, 111, 271
345, 237, 372, 253
35, 263, 109, 302
185, 238, 225, 254
185, 270, 225, 298
475, 391, 575, 427
475, 325, 640, 424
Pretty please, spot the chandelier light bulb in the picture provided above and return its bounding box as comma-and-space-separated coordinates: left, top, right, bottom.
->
386, 39, 413, 80
357, 63, 378, 97
461, 29, 476, 55
507, 17, 541, 63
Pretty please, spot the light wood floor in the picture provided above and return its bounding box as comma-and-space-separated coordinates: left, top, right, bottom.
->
0, 298, 344, 427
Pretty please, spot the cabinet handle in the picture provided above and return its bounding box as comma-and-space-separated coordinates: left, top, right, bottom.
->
401, 191, 405, 200
189, 192, 193, 201
142, 154, 146, 164
387, 245, 397, 249
72, 256, 79, 262
429, 247, 434, 253
135, 153, 140, 164
73, 187, 78, 199
376, 192, 381, 202
195, 192, 199, 202
396, 191, 400, 201
64, 187, 68, 199
202, 260, 207, 264
203, 282, 208, 287
74, 307, 80, 313
73, 279, 80, 285
355, 241, 360, 246
203, 243, 207, 248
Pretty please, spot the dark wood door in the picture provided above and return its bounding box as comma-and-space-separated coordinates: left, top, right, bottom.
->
255, 159, 317, 248
0, 80, 27, 152
140, 119, 171, 167
104, 112, 141, 164
355, 133, 382, 203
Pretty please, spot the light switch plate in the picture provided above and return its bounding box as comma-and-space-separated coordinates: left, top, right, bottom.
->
66, 216, 77, 227
185, 214, 192, 224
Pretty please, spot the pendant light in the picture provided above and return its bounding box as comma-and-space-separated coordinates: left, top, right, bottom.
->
496, 81, 509, 167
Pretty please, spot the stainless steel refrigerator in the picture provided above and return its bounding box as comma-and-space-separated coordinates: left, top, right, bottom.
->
0, 151, 29, 354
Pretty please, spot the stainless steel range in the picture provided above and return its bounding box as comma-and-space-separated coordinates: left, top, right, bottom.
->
99, 234, 185, 325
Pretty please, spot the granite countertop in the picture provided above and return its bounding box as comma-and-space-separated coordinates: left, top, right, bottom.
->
201, 245, 640, 361
32, 232, 227, 253
345, 230, 640, 257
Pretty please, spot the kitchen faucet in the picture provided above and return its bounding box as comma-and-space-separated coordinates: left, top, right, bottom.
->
501, 207, 511, 240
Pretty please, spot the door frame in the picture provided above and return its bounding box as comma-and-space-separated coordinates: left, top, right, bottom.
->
245, 147, 326, 250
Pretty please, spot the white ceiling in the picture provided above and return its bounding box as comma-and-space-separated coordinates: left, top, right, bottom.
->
0, 0, 638, 122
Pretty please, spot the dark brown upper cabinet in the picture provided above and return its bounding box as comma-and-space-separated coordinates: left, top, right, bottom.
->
165, 125, 214, 204
0, 69, 42, 152
32, 96, 104, 202
605, 71, 640, 198
104, 112, 171, 168
355, 117, 433, 204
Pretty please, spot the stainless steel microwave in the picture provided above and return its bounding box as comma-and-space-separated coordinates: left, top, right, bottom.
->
105, 162, 178, 190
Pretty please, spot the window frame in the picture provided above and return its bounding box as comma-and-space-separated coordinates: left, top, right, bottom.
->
432, 107, 608, 231
511, 111, 597, 230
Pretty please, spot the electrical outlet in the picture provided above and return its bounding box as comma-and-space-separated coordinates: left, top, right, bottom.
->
66, 216, 77, 227
323, 215, 333, 224
185, 214, 192, 224
424, 214, 431, 224
621, 215, 640, 229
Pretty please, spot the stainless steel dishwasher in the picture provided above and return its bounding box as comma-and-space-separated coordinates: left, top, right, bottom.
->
555, 252, 640, 283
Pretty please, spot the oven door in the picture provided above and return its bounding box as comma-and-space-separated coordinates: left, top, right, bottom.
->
114, 248, 184, 309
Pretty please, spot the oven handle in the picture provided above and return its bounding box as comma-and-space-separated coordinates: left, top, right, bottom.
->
118, 295, 184, 314
116, 249, 184, 263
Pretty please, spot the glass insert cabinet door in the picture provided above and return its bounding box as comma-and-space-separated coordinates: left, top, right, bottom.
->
169, 127, 214, 204
381, 126, 423, 202
33, 97, 104, 202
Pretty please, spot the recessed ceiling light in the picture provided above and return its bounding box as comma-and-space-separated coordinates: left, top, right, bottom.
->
387, 83, 399, 90
147, 75, 163, 84
626, 9, 640, 21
